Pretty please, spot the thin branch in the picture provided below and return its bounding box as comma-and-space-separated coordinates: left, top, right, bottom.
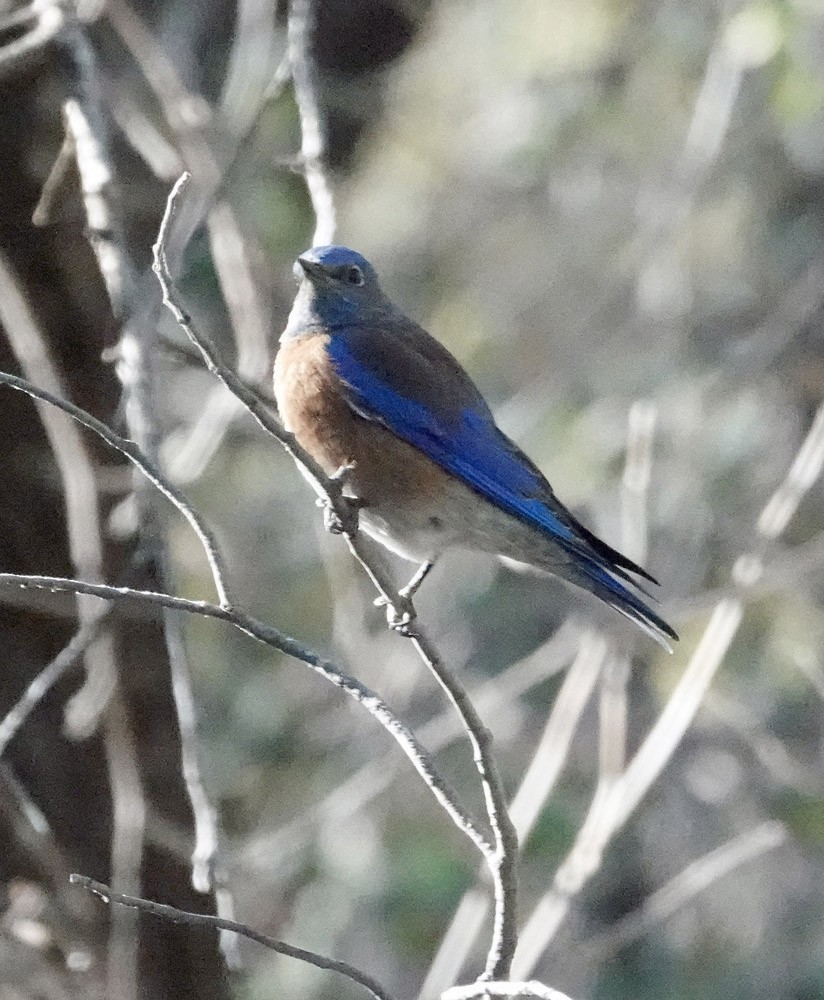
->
103, 695, 146, 1000
0, 572, 493, 860
286, 0, 336, 245
581, 820, 787, 962
31, 134, 74, 226
0, 251, 118, 738
410, 628, 518, 982
161, 579, 240, 970
0, 0, 64, 78
510, 634, 610, 841
0, 371, 233, 609
758, 403, 824, 540
161, 602, 219, 894
512, 399, 824, 978
441, 982, 575, 1000
241, 619, 583, 874
61, 73, 133, 316
0, 609, 110, 757
419, 631, 607, 998
70, 875, 394, 1000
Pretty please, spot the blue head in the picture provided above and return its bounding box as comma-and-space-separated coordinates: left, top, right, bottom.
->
283, 245, 391, 339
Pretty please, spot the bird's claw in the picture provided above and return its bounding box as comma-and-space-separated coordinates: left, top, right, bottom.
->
374, 591, 417, 634
316, 494, 361, 535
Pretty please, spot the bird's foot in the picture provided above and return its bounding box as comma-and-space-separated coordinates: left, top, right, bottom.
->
317, 493, 362, 535
329, 462, 356, 484
374, 591, 417, 635
317, 463, 361, 534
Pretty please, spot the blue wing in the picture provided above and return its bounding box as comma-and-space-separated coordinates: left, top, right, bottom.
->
326, 325, 676, 645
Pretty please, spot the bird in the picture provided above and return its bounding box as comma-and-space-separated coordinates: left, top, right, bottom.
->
274, 245, 677, 648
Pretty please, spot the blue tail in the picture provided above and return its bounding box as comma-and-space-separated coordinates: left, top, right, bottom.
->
564, 555, 677, 651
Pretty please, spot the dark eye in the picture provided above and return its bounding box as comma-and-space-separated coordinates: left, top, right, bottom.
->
345, 265, 364, 286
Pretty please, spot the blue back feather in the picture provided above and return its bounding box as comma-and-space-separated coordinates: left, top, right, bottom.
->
326, 337, 577, 543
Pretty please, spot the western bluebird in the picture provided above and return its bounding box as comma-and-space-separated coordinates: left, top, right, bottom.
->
274, 245, 677, 647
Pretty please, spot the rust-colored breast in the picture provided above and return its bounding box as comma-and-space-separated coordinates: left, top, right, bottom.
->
273, 333, 449, 511
274, 333, 356, 475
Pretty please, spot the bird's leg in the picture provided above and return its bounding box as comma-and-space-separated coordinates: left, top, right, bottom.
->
317, 462, 362, 535
375, 560, 435, 634
329, 463, 354, 484
400, 560, 435, 601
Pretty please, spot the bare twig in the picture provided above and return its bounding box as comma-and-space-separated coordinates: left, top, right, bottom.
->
0, 610, 111, 758
286, 0, 336, 245
442, 982, 575, 1000
419, 632, 607, 997
757, 404, 824, 541
0, 371, 233, 609
31, 134, 74, 226
411, 629, 519, 981
159, 587, 240, 967
0, 252, 119, 737
0, 572, 492, 859
70, 875, 394, 1000
512, 399, 824, 978
510, 634, 610, 843
0, 0, 64, 78
62, 91, 131, 315
241, 619, 583, 874
160, 604, 217, 895
103, 696, 145, 1000
0, 227, 143, 992
581, 820, 787, 962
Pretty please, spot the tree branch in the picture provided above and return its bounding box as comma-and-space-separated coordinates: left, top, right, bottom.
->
441, 981, 575, 1000
286, 0, 336, 245
70, 874, 394, 1000
0, 572, 493, 860
0, 370, 233, 609
410, 627, 519, 981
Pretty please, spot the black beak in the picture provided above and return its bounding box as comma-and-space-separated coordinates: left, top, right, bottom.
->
297, 256, 324, 280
